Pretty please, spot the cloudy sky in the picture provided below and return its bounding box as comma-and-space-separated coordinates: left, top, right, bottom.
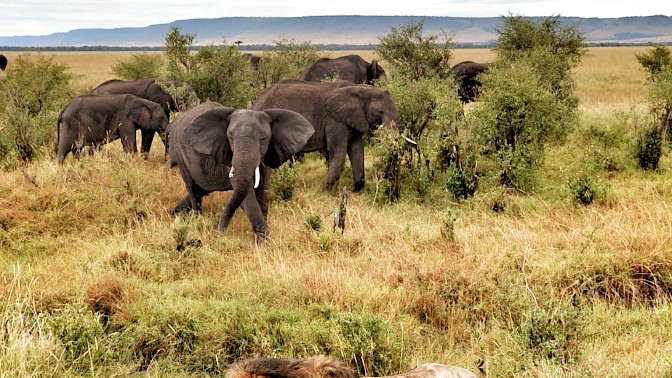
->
1, 0, 671, 37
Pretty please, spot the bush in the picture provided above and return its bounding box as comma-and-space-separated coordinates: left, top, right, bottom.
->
272, 163, 298, 201
635, 124, 664, 170
111, 52, 164, 80
371, 22, 467, 203
470, 59, 569, 190
0, 53, 73, 168
569, 175, 605, 205
376, 19, 453, 81
254, 38, 322, 90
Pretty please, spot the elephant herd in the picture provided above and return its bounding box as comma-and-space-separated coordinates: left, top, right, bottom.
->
55, 54, 488, 242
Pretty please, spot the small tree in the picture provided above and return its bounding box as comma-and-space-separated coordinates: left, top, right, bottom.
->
111, 52, 164, 80
638, 46, 672, 154
636, 45, 672, 82
472, 14, 585, 190
0, 53, 73, 168
185, 43, 255, 108
376, 19, 453, 81
254, 37, 321, 90
164, 26, 196, 80
372, 20, 470, 202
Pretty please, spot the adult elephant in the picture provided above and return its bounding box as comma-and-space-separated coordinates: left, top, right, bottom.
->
0, 54, 7, 71
169, 102, 314, 242
451, 61, 489, 103
300, 54, 386, 85
254, 79, 401, 192
57, 94, 169, 164
90, 78, 199, 156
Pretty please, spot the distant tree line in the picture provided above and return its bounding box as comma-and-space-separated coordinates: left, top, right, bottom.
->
2, 41, 669, 52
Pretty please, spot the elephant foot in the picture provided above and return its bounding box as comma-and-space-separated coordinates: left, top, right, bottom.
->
353, 180, 365, 192
255, 229, 269, 244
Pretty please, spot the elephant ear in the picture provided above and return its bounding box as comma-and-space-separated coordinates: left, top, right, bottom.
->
128, 99, 152, 128
263, 109, 315, 168
326, 86, 369, 134
190, 106, 237, 164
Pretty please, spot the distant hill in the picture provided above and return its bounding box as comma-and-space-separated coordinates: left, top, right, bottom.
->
1, 15, 672, 48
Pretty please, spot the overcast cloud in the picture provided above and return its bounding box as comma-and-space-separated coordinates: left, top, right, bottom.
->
1, 0, 671, 37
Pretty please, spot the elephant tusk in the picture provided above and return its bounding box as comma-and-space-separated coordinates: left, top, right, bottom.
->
254, 166, 260, 189
405, 136, 417, 145
229, 166, 235, 178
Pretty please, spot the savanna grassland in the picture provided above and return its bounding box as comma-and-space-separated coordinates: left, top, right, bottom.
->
1, 46, 672, 377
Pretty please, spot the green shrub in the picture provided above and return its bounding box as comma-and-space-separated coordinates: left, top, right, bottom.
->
254, 38, 321, 91
304, 214, 323, 232
0, 53, 73, 168
523, 304, 583, 364
272, 163, 298, 201
635, 124, 663, 170
111, 52, 164, 80
47, 304, 109, 371
569, 175, 605, 205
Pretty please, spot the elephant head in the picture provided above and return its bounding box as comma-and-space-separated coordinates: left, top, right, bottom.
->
169, 102, 314, 242
451, 61, 489, 103
325, 85, 400, 134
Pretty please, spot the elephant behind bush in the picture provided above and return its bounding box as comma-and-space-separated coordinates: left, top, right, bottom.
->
300, 54, 386, 85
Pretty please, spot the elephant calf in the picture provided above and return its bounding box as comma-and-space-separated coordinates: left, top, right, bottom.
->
57, 93, 169, 163
90, 78, 200, 156
169, 102, 314, 242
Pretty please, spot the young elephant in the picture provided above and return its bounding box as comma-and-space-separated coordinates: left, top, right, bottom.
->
254, 80, 402, 192
56, 93, 169, 163
168, 102, 314, 243
90, 78, 200, 156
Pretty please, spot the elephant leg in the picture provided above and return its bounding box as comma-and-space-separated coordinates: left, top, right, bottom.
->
325, 127, 349, 191
140, 129, 154, 158
120, 132, 137, 154
173, 172, 207, 214
158, 130, 170, 160
347, 136, 365, 192
241, 189, 269, 243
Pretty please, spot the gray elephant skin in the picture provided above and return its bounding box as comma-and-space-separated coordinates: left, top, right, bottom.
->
57, 93, 169, 163
168, 102, 314, 242
0, 54, 7, 71
451, 61, 489, 103
90, 78, 199, 155
254, 79, 401, 192
300, 54, 386, 85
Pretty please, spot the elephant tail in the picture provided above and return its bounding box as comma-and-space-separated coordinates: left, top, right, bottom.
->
55, 114, 62, 154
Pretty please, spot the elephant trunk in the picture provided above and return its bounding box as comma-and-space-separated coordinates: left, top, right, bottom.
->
218, 150, 261, 233
384, 109, 416, 145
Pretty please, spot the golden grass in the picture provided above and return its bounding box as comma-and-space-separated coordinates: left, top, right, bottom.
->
1, 46, 672, 376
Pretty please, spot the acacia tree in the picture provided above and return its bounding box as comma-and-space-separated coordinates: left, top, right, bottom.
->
634, 45, 672, 169
470, 14, 586, 189
373, 20, 469, 202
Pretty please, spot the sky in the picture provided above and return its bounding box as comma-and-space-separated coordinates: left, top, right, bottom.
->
1, 0, 671, 37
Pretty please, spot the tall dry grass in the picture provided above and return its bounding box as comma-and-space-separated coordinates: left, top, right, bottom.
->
1, 47, 671, 377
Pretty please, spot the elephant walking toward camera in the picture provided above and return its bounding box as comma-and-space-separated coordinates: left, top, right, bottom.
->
57, 94, 169, 163
91, 78, 199, 156
254, 80, 402, 192
451, 61, 489, 103
300, 54, 386, 85
169, 102, 314, 242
